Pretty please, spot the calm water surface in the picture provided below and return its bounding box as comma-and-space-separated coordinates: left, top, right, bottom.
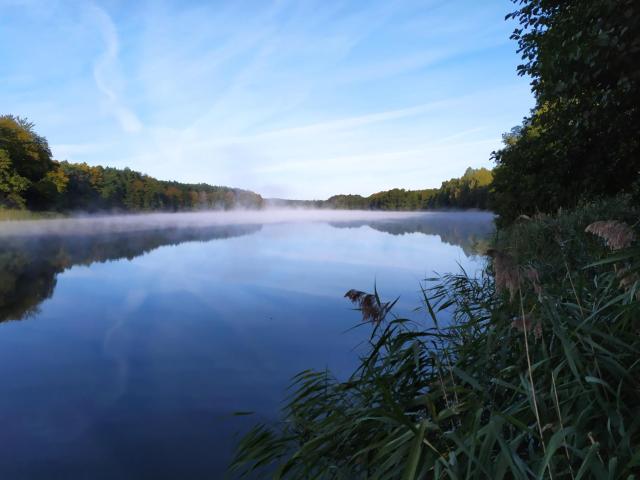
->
0, 210, 493, 479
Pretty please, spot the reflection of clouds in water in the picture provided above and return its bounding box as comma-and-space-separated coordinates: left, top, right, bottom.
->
102, 288, 148, 404
0, 213, 495, 477
0, 212, 493, 323
34, 289, 150, 444
141, 222, 483, 316
0, 224, 260, 322
258, 228, 459, 268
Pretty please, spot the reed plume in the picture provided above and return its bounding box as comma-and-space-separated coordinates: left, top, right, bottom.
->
345, 289, 388, 323
486, 248, 519, 300
585, 220, 636, 250
487, 249, 543, 301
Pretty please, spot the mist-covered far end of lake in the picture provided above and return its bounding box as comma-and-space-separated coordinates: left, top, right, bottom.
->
0, 209, 445, 237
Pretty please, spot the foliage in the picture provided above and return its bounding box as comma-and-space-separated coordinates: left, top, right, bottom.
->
0, 115, 53, 181
328, 168, 492, 211
272, 168, 493, 211
491, 0, 640, 223
0, 149, 30, 208
49, 161, 263, 212
231, 199, 640, 478
0, 115, 263, 212
0, 115, 54, 208
428, 167, 493, 210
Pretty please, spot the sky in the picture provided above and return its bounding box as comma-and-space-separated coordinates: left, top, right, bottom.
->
0, 0, 533, 200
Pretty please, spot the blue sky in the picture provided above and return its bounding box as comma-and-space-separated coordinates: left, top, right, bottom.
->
0, 0, 533, 199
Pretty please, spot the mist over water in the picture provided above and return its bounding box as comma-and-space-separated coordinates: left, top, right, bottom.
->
0, 209, 428, 237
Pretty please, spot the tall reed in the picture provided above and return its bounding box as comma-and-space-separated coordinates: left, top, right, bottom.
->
231, 197, 640, 479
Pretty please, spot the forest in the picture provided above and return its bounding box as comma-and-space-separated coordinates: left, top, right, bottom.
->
1, 115, 492, 215
2, 0, 640, 477
327, 167, 492, 210
3, 0, 638, 221
266, 167, 493, 211
0, 116, 263, 212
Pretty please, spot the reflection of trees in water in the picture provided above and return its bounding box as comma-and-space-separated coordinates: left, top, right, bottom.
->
330, 212, 495, 257
0, 213, 494, 323
0, 225, 261, 323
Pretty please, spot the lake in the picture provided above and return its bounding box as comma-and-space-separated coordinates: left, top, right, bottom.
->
0, 210, 493, 479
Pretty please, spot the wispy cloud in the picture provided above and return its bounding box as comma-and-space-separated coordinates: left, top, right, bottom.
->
169, 98, 458, 151
89, 3, 143, 133
50, 142, 108, 161
0, 0, 533, 198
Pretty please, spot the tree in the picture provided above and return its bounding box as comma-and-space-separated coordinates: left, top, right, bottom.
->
0, 116, 53, 182
491, 0, 640, 223
0, 149, 30, 208
0, 115, 56, 209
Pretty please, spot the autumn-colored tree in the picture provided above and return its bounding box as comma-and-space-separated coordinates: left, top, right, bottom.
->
0, 115, 53, 182
45, 165, 70, 194
0, 115, 57, 209
0, 149, 30, 208
0, 114, 260, 213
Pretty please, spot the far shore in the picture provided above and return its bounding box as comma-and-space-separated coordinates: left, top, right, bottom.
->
0, 207, 492, 223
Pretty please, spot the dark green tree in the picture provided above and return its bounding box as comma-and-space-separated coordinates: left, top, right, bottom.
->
492, 0, 640, 223
0, 115, 59, 209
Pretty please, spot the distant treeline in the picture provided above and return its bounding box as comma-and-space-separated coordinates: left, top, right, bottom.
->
268, 167, 493, 211
0, 115, 263, 212
2, 113, 492, 214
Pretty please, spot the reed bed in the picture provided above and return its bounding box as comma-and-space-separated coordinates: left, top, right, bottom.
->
231, 197, 640, 479
0, 208, 62, 221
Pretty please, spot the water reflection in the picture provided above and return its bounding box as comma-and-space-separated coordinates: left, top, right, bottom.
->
0, 211, 494, 478
0, 212, 494, 323
0, 225, 262, 322
331, 211, 494, 256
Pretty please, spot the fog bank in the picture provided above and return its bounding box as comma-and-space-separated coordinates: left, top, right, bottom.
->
0, 209, 433, 237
